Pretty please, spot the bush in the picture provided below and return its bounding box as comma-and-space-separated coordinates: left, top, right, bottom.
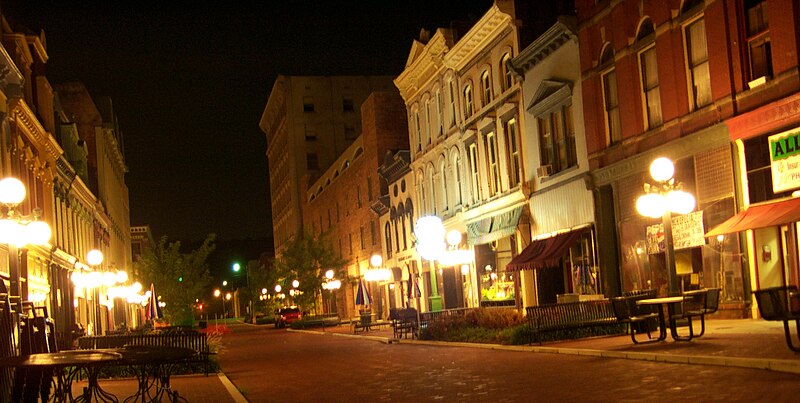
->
419, 308, 625, 345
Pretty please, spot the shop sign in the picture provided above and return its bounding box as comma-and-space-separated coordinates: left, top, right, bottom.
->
646, 211, 705, 254
769, 128, 800, 193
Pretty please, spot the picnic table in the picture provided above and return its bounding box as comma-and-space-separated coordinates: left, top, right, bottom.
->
753, 285, 800, 352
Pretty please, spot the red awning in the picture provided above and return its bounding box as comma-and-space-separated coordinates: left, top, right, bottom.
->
506, 229, 586, 271
705, 197, 800, 237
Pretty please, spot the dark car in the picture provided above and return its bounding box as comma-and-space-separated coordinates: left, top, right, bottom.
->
275, 306, 302, 328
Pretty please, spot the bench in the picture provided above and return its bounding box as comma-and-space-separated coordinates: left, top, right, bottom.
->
611, 296, 662, 343
351, 312, 389, 333
295, 314, 340, 329
525, 300, 618, 344
681, 288, 720, 337
77, 329, 213, 375
753, 285, 800, 352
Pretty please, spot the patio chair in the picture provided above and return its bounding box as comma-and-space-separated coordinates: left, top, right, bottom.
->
610, 297, 661, 344
753, 286, 800, 352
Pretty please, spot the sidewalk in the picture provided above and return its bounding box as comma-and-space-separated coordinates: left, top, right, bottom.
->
71, 372, 248, 403
294, 318, 800, 374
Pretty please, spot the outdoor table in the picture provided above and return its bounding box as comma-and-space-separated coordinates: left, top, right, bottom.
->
111, 345, 197, 403
0, 349, 123, 402
636, 296, 691, 341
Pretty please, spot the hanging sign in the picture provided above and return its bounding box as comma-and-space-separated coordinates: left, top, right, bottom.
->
646, 211, 705, 254
769, 128, 800, 193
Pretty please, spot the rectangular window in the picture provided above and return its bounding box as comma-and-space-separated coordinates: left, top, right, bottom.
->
327, 208, 332, 229
468, 143, 481, 202
336, 201, 340, 222
370, 220, 377, 245
448, 80, 456, 127
344, 123, 357, 140
485, 132, 500, 196
746, 1, 772, 82
504, 119, 521, 187
367, 176, 373, 201
343, 97, 354, 112
602, 68, 621, 144
305, 126, 317, 141
360, 226, 366, 250
538, 105, 578, 175
414, 111, 422, 150
356, 185, 362, 208
640, 45, 662, 129
306, 153, 319, 170
685, 18, 711, 109
303, 96, 315, 113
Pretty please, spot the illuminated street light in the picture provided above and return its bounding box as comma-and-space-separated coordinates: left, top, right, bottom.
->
274, 284, 282, 293
636, 157, 696, 295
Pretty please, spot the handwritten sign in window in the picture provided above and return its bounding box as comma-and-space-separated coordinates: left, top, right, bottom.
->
646, 211, 705, 254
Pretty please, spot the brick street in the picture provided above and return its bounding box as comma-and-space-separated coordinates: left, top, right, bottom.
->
217, 324, 800, 402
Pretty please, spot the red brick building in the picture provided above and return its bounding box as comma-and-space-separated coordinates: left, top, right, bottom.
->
302, 92, 409, 318
576, 0, 800, 317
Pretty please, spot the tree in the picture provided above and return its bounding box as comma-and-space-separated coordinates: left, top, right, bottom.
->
273, 230, 346, 312
135, 234, 216, 325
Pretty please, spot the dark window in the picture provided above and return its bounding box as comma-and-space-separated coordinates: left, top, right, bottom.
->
343, 97, 354, 112
306, 153, 319, 170
744, 135, 791, 203
537, 104, 577, 174
345, 124, 357, 140
303, 96, 315, 113
305, 127, 317, 141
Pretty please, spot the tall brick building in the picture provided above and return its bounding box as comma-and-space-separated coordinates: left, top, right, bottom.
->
303, 92, 408, 318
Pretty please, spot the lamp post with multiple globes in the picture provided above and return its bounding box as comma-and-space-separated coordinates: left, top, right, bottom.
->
635, 157, 696, 296
0, 177, 52, 339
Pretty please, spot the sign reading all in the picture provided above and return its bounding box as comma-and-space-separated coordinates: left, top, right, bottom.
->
769, 128, 800, 193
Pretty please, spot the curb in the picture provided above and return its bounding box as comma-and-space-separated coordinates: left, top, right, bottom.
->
290, 329, 800, 375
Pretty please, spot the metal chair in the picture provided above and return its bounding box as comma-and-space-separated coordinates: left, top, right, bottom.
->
753, 286, 800, 352
610, 296, 662, 344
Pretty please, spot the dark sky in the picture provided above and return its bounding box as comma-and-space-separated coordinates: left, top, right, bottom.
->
4, 1, 493, 243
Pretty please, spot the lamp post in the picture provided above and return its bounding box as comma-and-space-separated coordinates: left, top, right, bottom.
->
232, 262, 253, 318
636, 157, 696, 296
0, 177, 52, 325
322, 270, 341, 316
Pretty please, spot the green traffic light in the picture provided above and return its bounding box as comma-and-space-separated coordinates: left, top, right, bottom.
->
178, 276, 183, 282
232, 263, 241, 272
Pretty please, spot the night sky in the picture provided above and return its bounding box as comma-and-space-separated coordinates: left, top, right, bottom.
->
4, 1, 493, 243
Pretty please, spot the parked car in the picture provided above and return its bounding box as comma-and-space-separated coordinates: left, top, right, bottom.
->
275, 306, 302, 328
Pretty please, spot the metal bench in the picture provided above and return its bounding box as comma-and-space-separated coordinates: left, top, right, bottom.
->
525, 300, 617, 344
753, 285, 800, 352
389, 308, 418, 339
77, 329, 213, 375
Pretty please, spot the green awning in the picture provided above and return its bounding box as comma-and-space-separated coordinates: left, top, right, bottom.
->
467, 206, 523, 245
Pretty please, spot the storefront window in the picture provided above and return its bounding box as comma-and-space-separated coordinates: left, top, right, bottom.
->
475, 241, 516, 307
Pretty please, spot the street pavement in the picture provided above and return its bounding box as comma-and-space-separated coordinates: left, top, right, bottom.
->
74, 318, 800, 401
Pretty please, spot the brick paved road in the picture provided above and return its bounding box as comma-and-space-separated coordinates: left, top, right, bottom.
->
218, 325, 800, 402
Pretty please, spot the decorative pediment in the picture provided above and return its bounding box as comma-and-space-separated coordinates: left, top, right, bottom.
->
528, 80, 572, 116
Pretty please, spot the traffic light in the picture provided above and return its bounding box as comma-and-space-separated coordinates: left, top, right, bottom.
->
178, 276, 183, 282
232, 262, 241, 273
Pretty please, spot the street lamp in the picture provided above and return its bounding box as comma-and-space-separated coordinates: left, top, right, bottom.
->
636, 157, 696, 295
0, 177, 52, 323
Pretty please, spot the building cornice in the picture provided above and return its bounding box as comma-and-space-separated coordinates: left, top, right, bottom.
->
10, 98, 63, 161
443, 5, 513, 72
511, 17, 577, 76
394, 29, 454, 102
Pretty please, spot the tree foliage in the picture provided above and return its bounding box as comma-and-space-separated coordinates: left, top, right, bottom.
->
135, 234, 216, 325
272, 230, 346, 312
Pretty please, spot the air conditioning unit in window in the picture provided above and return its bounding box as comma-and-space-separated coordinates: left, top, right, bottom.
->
536, 164, 553, 178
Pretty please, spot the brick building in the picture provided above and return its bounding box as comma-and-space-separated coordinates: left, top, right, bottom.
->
576, 0, 800, 317
303, 92, 408, 318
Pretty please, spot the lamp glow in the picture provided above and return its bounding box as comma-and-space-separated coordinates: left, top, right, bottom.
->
446, 230, 462, 247
325, 269, 335, 280
666, 190, 696, 214
0, 178, 26, 205
649, 157, 675, 182
369, 254, 383, 268
87, 250, 104, 266
635, 193, 667, 218
292, 280, 299, 288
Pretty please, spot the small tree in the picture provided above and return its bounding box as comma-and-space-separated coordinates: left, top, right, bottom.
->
135, 234, 215, 325
273, 230, 346, 312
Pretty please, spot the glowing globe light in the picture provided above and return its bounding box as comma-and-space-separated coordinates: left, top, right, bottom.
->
636, 193, 667, 218
0, 177, 26, 205
274, 284, 282, 293
87, 250, 104, 266
446, 230, 462, 247
25, 220, 52, 245
0, 219, 22, 245
649, 157, 675, 182
325, 269, 335, 280
667, 190, 696, 215
370, 254, 383, 268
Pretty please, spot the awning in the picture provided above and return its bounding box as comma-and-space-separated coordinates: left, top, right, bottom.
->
467, 206, 523, 245
705, 197, 800, 237
506, 228, 587, 271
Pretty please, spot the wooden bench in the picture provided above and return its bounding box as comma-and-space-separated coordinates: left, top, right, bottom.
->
77, 329, 213, 375
753, 285, 800, 352
525, 300, 618, 344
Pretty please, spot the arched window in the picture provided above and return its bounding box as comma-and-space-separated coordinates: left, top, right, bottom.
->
416, 170, 426, 216
384, 222, 393, 259
501, 53, 513, 91
463, 83, 474, 118
398, 202, 408, 250
426, 163, 436, 215
481, 70, 492, 105
438, 155, 448, 212
451, 148, 463, 206
599, 43, 621, 145
637, 18, 662, 129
